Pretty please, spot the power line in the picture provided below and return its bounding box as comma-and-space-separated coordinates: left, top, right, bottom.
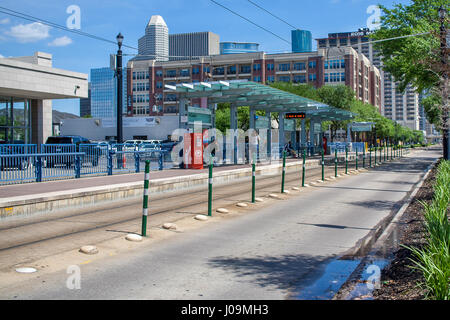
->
0, 6, 207, 59
209, 0, 291, 45
247, 0, 299, 31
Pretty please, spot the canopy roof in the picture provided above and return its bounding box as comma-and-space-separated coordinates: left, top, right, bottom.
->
165, 80, 355, 121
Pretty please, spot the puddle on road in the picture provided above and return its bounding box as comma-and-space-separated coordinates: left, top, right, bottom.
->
292, 259, 361, 300
290, 257, 390, 300
344, 258, 390, 300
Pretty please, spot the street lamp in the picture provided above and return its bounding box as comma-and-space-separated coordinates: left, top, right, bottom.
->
116, 32, 124, 144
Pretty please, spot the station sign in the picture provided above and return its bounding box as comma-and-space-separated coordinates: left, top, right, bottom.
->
285, 113, 306, 119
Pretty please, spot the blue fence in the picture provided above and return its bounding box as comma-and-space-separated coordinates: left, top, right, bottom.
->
0, 143, 171, 185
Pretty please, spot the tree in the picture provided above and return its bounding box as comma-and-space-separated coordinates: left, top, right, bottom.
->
371, 0, 449, 158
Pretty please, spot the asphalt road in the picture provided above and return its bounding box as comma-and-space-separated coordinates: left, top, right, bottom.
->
0, 147, 440, 299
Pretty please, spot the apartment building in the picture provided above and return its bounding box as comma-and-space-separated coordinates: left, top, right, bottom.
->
126, 47, 380, 117
316, 28, 420, 130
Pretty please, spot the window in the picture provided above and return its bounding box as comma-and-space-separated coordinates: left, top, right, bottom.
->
278, 63, 290, 71
308, 61, 316, 69
165, 70, 176, 77
240, 65, 251, 74
308, 73, 316, 81
293, 75, 306, 83
329, 39, 337, 47
180, 69, 190, 77
278, 75, 291, 82
339, 38, 348, 46
267, 63, 274, 71
156, 70, 163, 77
253, 63, 261, 71
266, 75, 275, 82
253, 76, 261, 82
192, 67, 200, 75
213, 67, 224, 75
133, 72, 136, 80
318, 39, 327, 48
293, 62, 306, 71
203, 66, 210, 73
227, 65, 236, 74
156, 81, 163, 89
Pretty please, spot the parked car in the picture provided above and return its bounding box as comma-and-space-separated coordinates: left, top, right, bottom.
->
44, 135, 101, 167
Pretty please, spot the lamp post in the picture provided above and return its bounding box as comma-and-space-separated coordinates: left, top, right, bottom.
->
439, 6, 449, 160
116, 32, 124, 144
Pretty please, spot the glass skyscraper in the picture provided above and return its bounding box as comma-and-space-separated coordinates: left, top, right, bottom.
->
90, 67, 127, 119
291, 30, 312, 53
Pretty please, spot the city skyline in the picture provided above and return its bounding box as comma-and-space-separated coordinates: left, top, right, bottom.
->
0, 0, 408, 114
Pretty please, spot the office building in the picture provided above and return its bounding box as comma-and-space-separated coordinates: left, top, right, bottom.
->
126, 47, 380, 116
169, 32, 220, 61
220, 42, 260, 54
292, 30, 312, 53
79, 83, 91, 117
90, 67, 127, 119
138, 15, 169, 61
316, 28, 420, 130
0, 52, 87, 145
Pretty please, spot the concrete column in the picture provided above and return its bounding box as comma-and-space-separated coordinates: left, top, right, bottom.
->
230, 104, 238, 164
179, 97, 188, 130
31, 99, 52, 150
301, 118, 306, 148
309, 118, 315, 155
249, 107, 255, 130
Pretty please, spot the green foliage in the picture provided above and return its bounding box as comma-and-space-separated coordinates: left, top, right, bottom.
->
406, 160, 450, 300
421, 91, 443, 127
371, 0, 448, 93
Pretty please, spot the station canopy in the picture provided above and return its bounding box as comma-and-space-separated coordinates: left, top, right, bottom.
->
165, 80, 355, 122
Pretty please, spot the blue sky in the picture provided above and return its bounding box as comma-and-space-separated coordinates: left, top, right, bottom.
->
0, 0, 407, 115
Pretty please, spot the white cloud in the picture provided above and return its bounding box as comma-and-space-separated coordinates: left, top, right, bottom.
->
0, 53, 4, 58
48, 36, 72, 47
0, 18, 10, 25
6, 22, 50, 43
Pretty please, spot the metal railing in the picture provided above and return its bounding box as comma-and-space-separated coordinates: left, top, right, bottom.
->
0, 144, 170, 185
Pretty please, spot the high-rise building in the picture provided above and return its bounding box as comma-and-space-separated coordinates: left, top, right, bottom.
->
79, 83, 91, 117
90, 67, 127, 119
169, 32, 220, 61
292, 30, 312, 53
220, 42, 260, 54
316, 28, 420, 130
138, 15, 169, 61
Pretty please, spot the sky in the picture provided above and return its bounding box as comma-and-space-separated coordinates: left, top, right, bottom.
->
0, 0, 409, 115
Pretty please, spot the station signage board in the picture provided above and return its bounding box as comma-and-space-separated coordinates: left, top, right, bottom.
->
285, 113, 306, 119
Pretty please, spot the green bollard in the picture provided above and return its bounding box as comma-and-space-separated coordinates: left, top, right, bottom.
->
345, 146, 348, 174
321, 148, 324, 181
374, 145, 377, 166
208, 155, 213, 216
141, 160, 150, 237
363, 145, 366, 168
302, 149, 306, 187
251, 154, 256, 203
334, 148, 338, 177
281, 151, 286, 193
369, 146, 372, 167
356, 147, 359, 170
379, 145, 382, 163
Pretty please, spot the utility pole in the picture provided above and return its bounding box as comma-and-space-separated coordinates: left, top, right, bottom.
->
439, 6, 449, 160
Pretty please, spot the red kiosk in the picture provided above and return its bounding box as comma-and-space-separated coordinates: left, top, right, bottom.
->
183, 132, 204, 169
